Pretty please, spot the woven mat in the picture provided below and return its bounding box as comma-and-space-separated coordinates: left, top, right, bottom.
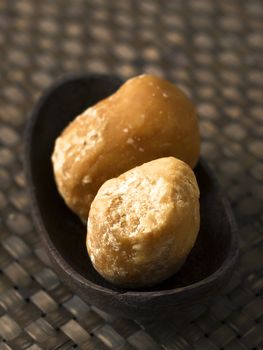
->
0, 0, 262, 349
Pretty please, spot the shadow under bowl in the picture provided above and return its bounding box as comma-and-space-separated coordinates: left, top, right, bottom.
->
25, 73, 239, 320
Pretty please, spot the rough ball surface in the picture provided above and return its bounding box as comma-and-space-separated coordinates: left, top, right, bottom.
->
52, 74, 200, 220
87, 157, 200, 288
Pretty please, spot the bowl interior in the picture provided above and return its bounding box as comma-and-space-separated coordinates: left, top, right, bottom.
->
27, 74, 234, 293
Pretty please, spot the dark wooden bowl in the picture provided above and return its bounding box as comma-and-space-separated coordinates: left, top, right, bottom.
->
25, 73, 239, 320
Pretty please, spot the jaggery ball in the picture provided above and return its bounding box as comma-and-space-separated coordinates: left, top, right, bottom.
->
87, 157, 200, 288
52, 74, 200, 220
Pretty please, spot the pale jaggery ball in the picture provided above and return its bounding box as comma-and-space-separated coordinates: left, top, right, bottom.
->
87, 157, 200, 288
52, 74, 200, 220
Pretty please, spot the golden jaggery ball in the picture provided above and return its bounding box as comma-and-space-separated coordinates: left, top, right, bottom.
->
87, 157, 200, 288
52, 74, 200, 220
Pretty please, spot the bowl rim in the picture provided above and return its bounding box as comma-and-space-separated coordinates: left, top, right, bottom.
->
25, 72, 239, 300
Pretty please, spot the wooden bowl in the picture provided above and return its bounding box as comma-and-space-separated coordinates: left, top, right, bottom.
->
25, 73, 239, 320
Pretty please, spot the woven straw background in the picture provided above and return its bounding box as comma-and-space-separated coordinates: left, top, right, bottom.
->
0, 0, 262, 349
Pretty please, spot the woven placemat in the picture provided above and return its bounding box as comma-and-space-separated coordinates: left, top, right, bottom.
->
0, 0, 262, 349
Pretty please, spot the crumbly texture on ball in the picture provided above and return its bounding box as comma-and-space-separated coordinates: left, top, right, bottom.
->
52, 74, 200, 220
87, 157, 200, 288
